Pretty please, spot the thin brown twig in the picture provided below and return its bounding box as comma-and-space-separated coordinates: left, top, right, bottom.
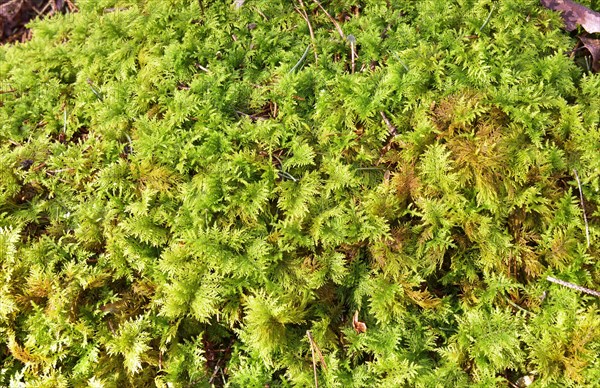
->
312, 0, 344, 39
253, 7, 268, 21
37, 1, 52, 17
209, 365, 221, 385
380, 111, 397, 136
573, 169, 590, 248
31, 6, 44, 17
296, 0, 318, 65
206, 339, 234, 386
65, 0, 78, 12
547, 276, 600, 297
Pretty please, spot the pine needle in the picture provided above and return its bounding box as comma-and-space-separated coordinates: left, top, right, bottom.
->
311, 0, 344, 39
296, 0, 318, 65
479, 4, 495, 31
306, 330, 327, 388
573, 169, 590, 248
290, 45, 311, 73
348, 34, 356, 73
307, 330, 319, 388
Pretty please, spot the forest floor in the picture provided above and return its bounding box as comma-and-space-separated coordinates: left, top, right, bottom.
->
0, 0, 75, 44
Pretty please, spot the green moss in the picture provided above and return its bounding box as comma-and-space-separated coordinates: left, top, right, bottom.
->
1, 0, 600, 385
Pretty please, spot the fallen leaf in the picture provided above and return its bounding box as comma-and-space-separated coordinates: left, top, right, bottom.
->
0, 0, 25, 39
352, 310, 367, 334
540, 0, 600, 33
580, 35, 600, 71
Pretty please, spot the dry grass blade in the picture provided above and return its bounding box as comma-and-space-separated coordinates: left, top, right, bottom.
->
307, 330, 319, 388
306, 330, 328, 387
294, 0, 319, 66
573, 169, 590, 248
312, 0, 344, 39
348, 34, 356, 73
295, 0, 318, 65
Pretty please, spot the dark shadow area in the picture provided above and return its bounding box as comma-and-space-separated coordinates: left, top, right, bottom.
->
0, 0, 73, 44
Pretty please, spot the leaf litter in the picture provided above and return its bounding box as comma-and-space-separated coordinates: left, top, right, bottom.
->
541, 0, 600, 71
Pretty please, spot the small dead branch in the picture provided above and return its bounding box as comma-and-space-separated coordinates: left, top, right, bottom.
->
504, 295, 534, 316
547, 276, 600, 297
65, 0, 78, 12
253, 7, 268, 21
380, 111, 397, 136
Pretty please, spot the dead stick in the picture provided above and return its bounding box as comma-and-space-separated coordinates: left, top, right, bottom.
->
547, 276, 600, 297
380, 111, 396, 136
65, 0, 78, 12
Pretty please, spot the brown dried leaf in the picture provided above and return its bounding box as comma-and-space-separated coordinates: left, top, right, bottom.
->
541, 0, 600, 33
352, 310, 367, 334
580, 35, 600, 71
0, 0, 24, 19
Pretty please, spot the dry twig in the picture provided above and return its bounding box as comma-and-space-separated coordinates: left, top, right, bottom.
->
547, 276, 600, 297
380, 111, 397, 136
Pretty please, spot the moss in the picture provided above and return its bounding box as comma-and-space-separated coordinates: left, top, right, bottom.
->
1, 0, 600, 385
